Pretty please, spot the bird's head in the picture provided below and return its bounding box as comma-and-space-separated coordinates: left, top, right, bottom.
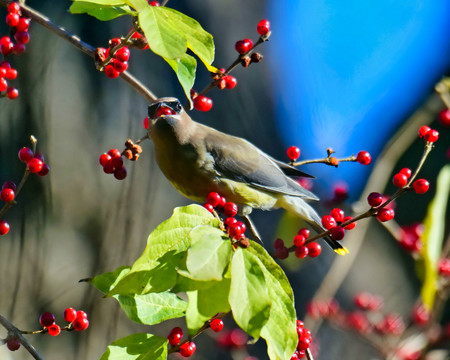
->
148, 97, 184, 121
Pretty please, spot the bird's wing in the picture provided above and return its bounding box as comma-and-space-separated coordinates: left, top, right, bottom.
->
201, 126, 318, 201
269, 158, 315, 179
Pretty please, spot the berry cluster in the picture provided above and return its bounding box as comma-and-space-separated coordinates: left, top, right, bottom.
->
391, 167, 429, 194
366, 192, 395, 222
190, 19, 270, 113
99, 148, 127, 180
97, 39, 130, 79
438, 258, 450, 277
0, 146, 49, 237
203, 192, 250, 247
1, 2, 30, 99
399, 223, 424, 253
36, 308, 89, 339
274, 230, 322, 260
418, 125, 439, 143
291, 320, 313, 359
167, 327, 196, 357
216, 328, 248, 349
322, 208, 355, 240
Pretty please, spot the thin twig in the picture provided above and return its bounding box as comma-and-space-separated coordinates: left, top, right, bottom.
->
0, 314, 44, 360
0, 0, 157, 102
293, 155, 356, 167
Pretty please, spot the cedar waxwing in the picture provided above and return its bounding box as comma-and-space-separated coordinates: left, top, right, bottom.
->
147, 97, 347, 254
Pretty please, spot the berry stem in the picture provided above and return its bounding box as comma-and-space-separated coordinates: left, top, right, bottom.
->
293, 154, 356, 167
0, 0, 157, 102
0, 314, 44, 360
305, 348, 315, 360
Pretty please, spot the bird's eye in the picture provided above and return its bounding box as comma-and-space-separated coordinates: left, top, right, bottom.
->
176, 102, 182, 111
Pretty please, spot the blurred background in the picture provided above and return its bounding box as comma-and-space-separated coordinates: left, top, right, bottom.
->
0, 0, 449, 359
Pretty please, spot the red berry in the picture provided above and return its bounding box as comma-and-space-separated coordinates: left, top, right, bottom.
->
224, 217, 237, 228
0, 78, 7, 92
103, 163, 115, 174
28, 158, 44, 173
413, 179, 429, 194
342, 216, 356, 230
109, 38, 121, 47
48, 324, 61, 336
108, 149, 121, 158
439, 108, 450, 126
321, 215, 336, 230
6, 13, 20, 27
424, 129, 439, 143
330, 208, 344, 222
294, 245, 308, 259
6, 87, 19, 99
235, 39, 253, 54
2, 181, 17, 192
39, 312, 55, 327
296, 336, 311, 350
38, 164, 50, 177
116, 47, 130, 62
203, 203, 214, 212
293, 235, 306, 247
210, 318, 224, 332
306, 242, 321, 257
367, 192, 383, 207
418, 125, 431, 138
273, 238, 284, 249
354, 292, 372, 309
1, 42, 13, 55
64, 308, 77, 322
8, 2, 21, 14
287, 146, 300, 161
73, 317, 89, 331
110, 156, 123, 169
356, 151, 372, 165
112, 59, 128, 73
228, 223, 243, 239
14, 31, 29, 44
223, 202, 238, 217
99, 153, 111, 166
105, 64, 119, 78
218, 196, 226, 208
6, 68, 17, 80
0, 36, 12, 47
0, 220, 10, 235
330, 226, 345, 240
114, 166, 127, 180
298, 228, 310, 238
149, 1, 160, 6
1, 188, 15, 202
13, 43, 26, 54
6, 337, 20, 351
193, 95, 213, 112
76, 310, 87, 319
399, 168, 412, 178
179, 341, 196, 357
411, 304, 429, 326
438, 258, 450, 277
377, 208, 395, 222
206, 192, 221, 207
275, 246, 289, 259
224, 75, 237, 89
393, 173, 408, 188
257, 19, 270, 36
168, 331, 182, 346
16, 18, 30, 32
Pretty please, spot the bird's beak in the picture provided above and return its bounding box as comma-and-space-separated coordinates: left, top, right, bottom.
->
148, 103, 163, 121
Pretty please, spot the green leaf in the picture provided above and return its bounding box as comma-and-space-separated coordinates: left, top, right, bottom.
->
172, 271, 218, 292
164, 54, 196, 109
107, 205, 218, 296
186, 278, 231, 335
186, 225, 231, 281
114, 292, 187, 325
89, 266, 131, 294
138, 6, 187, 60
248, 243, 298, 360
125, 0, 148, 11
99, 333, 167, 360
161, 7, 215, 66
72, 0, 128, 5
70, 1, 134, 21
420, 165, 450, 310
229, 248, 271, 339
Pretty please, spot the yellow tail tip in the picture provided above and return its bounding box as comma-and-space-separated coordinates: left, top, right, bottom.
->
335, 247, 349, 256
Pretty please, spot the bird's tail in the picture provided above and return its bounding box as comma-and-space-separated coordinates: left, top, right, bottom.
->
279, 196, 349, 255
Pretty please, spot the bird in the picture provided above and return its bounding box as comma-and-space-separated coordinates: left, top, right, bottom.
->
147, 97, 347, 255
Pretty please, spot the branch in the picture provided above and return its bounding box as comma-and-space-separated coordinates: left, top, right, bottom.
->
0, 0, 157, 102
0, 314, 44, 360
